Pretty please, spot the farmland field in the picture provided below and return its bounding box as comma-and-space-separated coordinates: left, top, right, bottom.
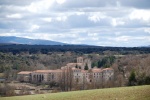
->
1, 85, 150, 100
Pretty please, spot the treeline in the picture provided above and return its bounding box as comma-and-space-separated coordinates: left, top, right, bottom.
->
111, 54, 150, 87
0, 44, 150, 54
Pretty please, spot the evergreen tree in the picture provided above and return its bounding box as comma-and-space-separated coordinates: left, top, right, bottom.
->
91, 62, 95, 68
75, 64, 78, 68
129, 70, 136, 86
91, 62, 98, 68
84, 63, 88, 70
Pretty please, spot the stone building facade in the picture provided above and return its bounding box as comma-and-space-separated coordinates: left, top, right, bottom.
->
17, 71, 32, 82
30, 70, 62, 84
17, 57, 114, 85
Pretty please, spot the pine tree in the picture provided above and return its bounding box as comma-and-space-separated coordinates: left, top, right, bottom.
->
84, 63, 88, 70
129, 70, 136, 86
75, 64, 78, 68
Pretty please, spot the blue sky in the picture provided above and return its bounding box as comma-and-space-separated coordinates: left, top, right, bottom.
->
0, 0, 150, 47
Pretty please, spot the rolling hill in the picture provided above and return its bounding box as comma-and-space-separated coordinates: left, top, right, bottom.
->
0, 36, 66, 45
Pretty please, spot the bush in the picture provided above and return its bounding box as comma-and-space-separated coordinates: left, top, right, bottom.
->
0, 84, 16, 96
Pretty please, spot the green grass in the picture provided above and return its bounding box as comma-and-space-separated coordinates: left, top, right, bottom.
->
1, 85, 150, 100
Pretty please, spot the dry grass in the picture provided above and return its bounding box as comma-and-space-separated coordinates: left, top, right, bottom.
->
1, 85, 150, 100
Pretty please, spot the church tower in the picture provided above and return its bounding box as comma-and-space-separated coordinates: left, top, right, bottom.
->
77, 57, 84, 63
84, 59, 91, 69
77, 57, 92, 70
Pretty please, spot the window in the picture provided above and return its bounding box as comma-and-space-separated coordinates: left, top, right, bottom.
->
52, 74, 54, 79
42, 75, 44, 80
109, 77, 111, 81
76, 78, 79, 83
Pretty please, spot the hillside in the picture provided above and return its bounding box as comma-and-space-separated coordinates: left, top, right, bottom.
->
0, 36, 66, 45
1, 85, 150, 100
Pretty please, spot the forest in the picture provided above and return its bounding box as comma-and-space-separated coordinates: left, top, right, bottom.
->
0, 44, 150, 54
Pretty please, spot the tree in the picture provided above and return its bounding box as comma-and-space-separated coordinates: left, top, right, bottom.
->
60, 67, 73, 91
91, 62, 98, 68
129, 70, 136, 86
68, 67, 73, 91
75, 64, 78, 68
84, 63, 88, 70
145, 76, 150, 85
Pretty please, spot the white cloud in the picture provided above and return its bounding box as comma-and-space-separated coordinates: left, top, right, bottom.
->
25, 0, 66, 13
129, 9, 150, 22
10, 29, 16, 33
111, 18, 125, 27
26, 0, 55, 13
88, 33, 98, 37
0, 32, 21, 37
76, 12, 85, 16
56, 16, 67, 21
56, 0, 66, 4
88, 15, 101, 23
28, 25, 40, 32
115, 36, 130, 42
6, 13, 22, 19
88, 12, 106, 23
91, 37, 99, 41
42, 18, 52, 22
115, 32, 121, 36
144, 28, 150, 34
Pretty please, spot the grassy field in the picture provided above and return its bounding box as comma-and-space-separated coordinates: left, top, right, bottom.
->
1, 85, 150, 100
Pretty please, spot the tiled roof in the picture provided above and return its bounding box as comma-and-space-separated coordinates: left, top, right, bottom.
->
71, 67, 77, 70
18, 71, 32, 75
67, 63, 76, 66
81, 70, 88, 73
67, 63, 83, 67
102, 68, 114, 71
76, 63, 83, 66
34, 69, 62, 73
71, 67, 82, 70
77, 57, 83, 59
61, 66, 66, 70
92, 68, 103, 73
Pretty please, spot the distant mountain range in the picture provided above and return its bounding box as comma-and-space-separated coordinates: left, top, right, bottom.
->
0, 36, 149, 47
0, 36, 66, 45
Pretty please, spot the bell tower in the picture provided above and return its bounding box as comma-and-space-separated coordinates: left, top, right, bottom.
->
77, 57, 83, 63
